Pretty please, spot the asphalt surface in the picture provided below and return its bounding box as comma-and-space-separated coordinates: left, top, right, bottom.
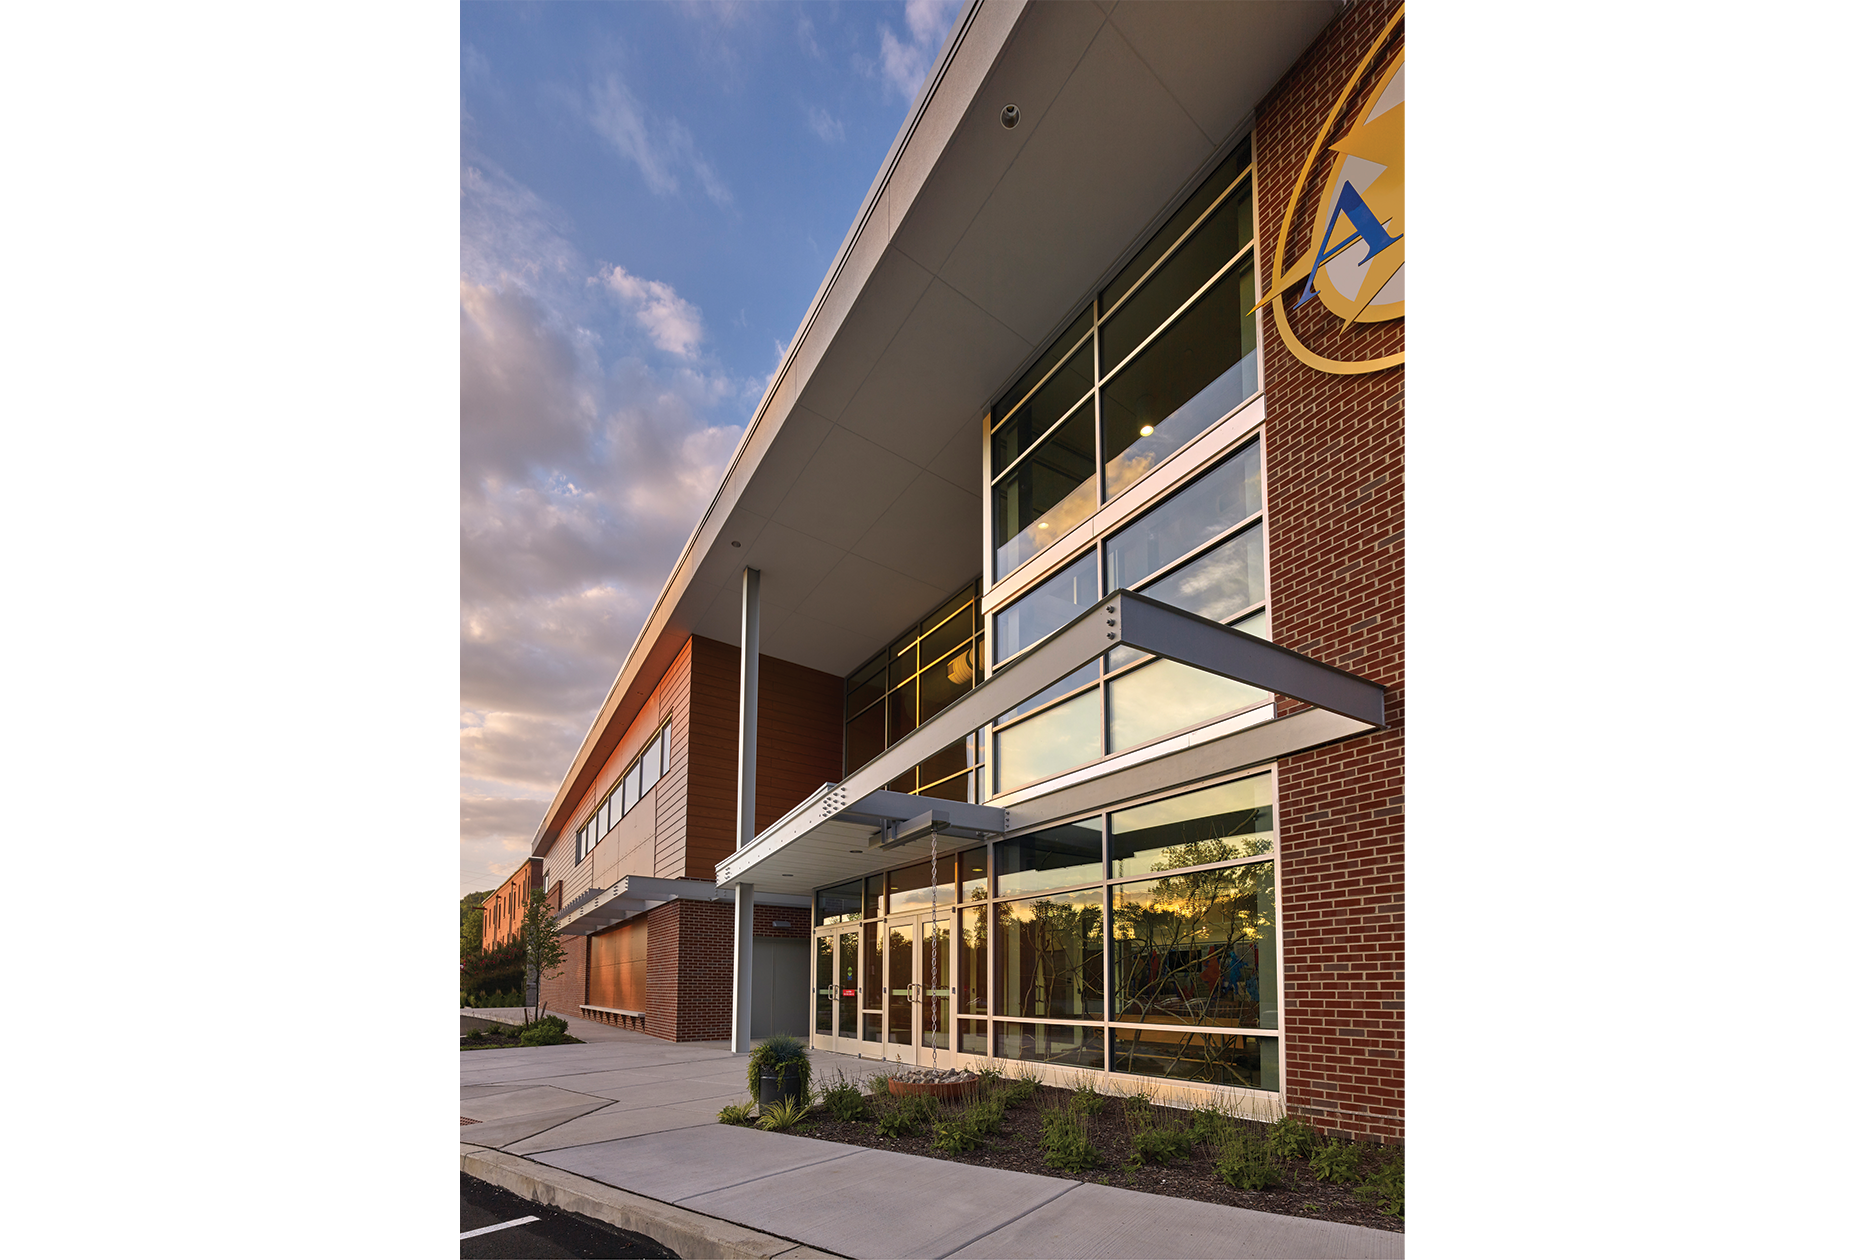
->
461, 1174, 679, 1258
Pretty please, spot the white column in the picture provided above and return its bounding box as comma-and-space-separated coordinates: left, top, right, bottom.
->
731, 566, 760, 1054
732, 881, 756, 1054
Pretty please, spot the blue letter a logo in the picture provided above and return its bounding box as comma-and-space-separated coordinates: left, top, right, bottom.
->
1295, 180, 1402, 310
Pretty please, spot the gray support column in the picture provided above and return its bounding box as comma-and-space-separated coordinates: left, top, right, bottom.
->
732, 882, 756, 1053
731, 567, 760, 1055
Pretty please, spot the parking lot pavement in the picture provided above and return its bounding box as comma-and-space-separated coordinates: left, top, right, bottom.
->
461, 1173, 678, 1259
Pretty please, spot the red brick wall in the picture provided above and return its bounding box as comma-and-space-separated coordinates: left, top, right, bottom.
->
539, 932, 587, 1017
1256, 0, 1406, 1146
642, 899, 736, 1041
753, 905, 807, 939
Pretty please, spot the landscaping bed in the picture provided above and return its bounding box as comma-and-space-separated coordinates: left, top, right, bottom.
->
461, 1015, 583, 1051
722, 1069, 1402, 1233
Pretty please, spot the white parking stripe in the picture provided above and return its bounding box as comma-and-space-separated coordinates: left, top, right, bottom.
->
460, 1215, 540, 1240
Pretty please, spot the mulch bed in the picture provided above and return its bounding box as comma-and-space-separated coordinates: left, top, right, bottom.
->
774, 1081, 1402, 1234
460, 1030, 584, 1051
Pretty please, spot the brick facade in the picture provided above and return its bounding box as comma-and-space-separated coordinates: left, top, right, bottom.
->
539, 931, 587, 1017
1257, 0, 1406, 1145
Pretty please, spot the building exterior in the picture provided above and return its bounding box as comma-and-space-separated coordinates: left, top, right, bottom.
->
480, 856, 542, 952
488, 0, 1404, 1145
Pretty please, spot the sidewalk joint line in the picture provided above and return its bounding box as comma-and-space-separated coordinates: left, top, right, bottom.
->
929, 1181, 1080, 1259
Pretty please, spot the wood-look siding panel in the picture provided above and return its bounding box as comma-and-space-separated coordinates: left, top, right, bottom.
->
588, 920, 648, 1011
681, 636, 843, 881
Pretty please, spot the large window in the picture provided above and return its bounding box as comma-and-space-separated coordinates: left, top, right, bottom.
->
989, 138, 1258, 582
812, 771, 1279, 1091
843, 579, 986, 799
989, 439, 1269, 795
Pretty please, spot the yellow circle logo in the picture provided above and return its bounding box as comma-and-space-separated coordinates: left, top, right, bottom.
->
1263, 7, 1404, 375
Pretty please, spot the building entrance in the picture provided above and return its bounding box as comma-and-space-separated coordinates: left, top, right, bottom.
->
814, 910, 956, 1065
884, 912, 953, 1067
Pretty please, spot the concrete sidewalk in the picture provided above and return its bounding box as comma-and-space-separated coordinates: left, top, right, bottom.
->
460, 1010, 1402, 1259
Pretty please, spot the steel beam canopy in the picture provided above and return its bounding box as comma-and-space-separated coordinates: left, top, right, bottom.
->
716, 589, 1384, 890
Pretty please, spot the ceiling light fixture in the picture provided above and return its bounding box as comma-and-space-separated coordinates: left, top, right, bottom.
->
1139, 424, 1155, 436
1000, 104, 1020, 129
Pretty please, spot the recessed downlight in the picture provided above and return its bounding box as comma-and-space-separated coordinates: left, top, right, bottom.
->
1001, 103, 1020, 129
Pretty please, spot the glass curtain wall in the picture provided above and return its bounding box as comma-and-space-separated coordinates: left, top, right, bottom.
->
989, 439, 1270, 795
811, 771, 1280, 1091
844, 579, 986, 799
990, 137, 1258, 582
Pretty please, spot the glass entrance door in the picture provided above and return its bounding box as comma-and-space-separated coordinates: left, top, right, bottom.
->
883, 913, 954, 1066
814, 928, 864, 1054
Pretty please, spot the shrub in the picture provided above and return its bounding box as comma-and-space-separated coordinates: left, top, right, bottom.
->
1039, 1113, 1102, 1173
1309, 1140, 1362, 1184
1355, 1154, 1404, 1217
757, 1097, 810, 1132
1069, 1084, 1105, 1116
463, 1028, 485, 1042
717, 1102, 755, 1126
1216, 1136, 1283, 1191
1128, 1124, 1194, 1167
1265, 1116, 1319, 1161
1002, 1076, 1038, 1107
866, 1072, 894, 1098
518, 1025, 567, 1046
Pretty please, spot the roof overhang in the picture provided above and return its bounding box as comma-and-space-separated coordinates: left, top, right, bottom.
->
530, 0, 1346, 861
553, 875, 809, 936
717, 587, 1385, 891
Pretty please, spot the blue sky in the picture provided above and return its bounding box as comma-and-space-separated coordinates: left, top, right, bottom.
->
461, 1, 964, 894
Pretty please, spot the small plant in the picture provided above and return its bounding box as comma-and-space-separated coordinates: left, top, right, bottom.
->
1039, 1112, 1102, 1173
746, 1034, 813, 1102
1127, 1123, 1194, 1167
1355, 1153, 1404, 1217
931, 1116, 985, 1154
822, 1077, 868, 1123
1188, 1104, 1232, 1146
1002, 1075, 1038, 1107
1265, 1115, 1319, 1161
1120, 1086, 1155, 1122
1309, 1139, 1362, 1184
974, 1066, 1003, 1088
967, 1093, 1008, 1136
866, 1072, 894, 1098
1068, 1084, 1105, 1116
1216, 1135, 1283, 1190
717, 1102, 755, 1125
756, 1096, 810, 1131
875, 1093, 936, 1138
463, 1028, 485, 1042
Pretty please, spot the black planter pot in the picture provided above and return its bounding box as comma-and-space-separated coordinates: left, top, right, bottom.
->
757, 1063, 804, 1108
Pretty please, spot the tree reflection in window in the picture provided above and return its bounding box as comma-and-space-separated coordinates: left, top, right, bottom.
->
1111, 857, 1275, 1036
993, 887, 1103, 1020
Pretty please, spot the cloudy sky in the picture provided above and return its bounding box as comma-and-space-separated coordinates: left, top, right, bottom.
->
461, 1, 963, 895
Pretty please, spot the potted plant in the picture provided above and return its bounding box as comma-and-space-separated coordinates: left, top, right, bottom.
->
747, 1034, 812, 1110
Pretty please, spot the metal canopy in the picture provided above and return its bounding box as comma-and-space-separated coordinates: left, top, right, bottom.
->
716, 589, 1385, 891
554, 875, 807, 936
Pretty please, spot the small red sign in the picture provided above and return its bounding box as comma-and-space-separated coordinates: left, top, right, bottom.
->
842, 988, 857, 997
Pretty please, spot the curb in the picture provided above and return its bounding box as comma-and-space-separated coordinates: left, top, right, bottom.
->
460, 1143, 844, 1259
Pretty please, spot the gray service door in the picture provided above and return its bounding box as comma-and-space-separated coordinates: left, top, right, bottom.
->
750, 937, 810, 1039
